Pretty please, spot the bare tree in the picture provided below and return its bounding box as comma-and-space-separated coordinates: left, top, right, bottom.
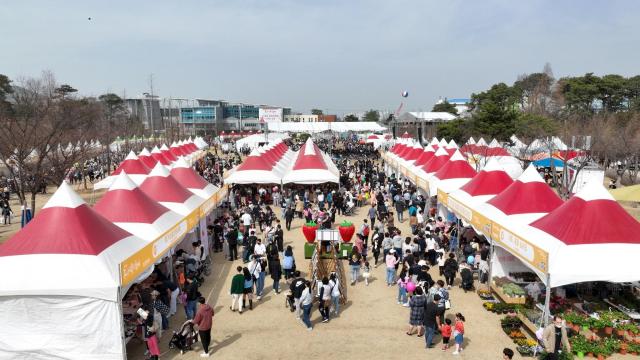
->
0, 72, 100, 214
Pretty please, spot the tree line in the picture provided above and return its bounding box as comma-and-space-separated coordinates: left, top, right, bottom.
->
435, 64, 640, 185
0, 71, 149, 214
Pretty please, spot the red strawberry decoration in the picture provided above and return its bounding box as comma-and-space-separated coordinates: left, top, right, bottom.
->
338, 220, 355, 243
302, 221, 318, 243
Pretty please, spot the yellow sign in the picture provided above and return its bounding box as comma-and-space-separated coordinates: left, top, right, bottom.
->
491, 221, 549, 274
120, 186, 228, 286
437, 188, 449, 207
416, 177, 429, 193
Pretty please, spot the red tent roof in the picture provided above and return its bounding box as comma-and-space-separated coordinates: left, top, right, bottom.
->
170, 158, 212, 190
531, 181, 640, 245
138, 148, 158, 169
488, 165, 563, 215
140, 163, 195, 203
238, 150, 274, 171
0, 182, 131, 256
422, 147, 451, 173
433, 150, 476, 180
150, 146, 172, 165
160, 144, 178, 162
293, 139, 327, 170
112, 151, 151, 176
404, 144, 423, 161
94, 172, 170, 224
400, 132, 412, 139
414, 145, 436, 166
459, 158, 513, 196
367, 134, 379, 140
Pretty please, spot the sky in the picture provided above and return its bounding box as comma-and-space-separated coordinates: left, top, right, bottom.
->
1, 0, 639, 115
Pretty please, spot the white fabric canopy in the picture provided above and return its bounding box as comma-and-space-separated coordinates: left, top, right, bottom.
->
235, 133, 290, 151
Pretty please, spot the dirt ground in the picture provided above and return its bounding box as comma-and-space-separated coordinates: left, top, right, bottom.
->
126, 209, 536, 360
0, 170, 635, 359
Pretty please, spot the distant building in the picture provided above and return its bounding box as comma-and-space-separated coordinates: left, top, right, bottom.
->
436, 97, 471, 114
318, 114, 336, 122
396, 111, 458, 140
124, 97, 163, 133
159, 99, 291, 135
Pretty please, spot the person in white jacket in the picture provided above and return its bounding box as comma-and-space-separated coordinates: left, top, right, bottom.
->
300, 281, 313, 330
329, 273, 341, 316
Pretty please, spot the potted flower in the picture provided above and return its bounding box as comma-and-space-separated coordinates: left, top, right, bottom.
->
302, 221, 318, 243
571, 334, 589, 358
337, 220, 355, 242
601, 318, 614, 335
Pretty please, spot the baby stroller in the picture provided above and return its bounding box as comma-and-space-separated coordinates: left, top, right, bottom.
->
460, 268, 474, 292
343, 201, 356, 216
168, 320, 199, 355
284, 291, 296, 312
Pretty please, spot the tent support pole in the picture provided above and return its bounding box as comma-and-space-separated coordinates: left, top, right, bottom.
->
543, 274, 552, 327
487, 241, 495, 287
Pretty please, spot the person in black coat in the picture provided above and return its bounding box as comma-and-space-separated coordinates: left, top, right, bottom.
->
269, 254, 282, 294
275, 224, 284, 254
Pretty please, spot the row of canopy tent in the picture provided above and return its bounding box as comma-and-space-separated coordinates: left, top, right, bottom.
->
95, 137, 208, 189
224, 138, 339, 185
0, 138, 228, 359
383, 136, 640, 324
266, 121, 387, 134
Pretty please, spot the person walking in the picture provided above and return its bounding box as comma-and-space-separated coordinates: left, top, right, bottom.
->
318, 277, 331, 322
329, 273, 341, 316
269, 253, 282, 294
407, 286, 426, 336
184, 276, 199, 320
285, 206, 294, 231
242, 267, 255, 311
1, 203, 12, 225
385, 249, 399, 286
226, 227, 238, 261
542, 315, 571, 360
423, 294, 443, 349
300, 281, 313, 330
192, 296, 214, 358
282, 246, 295, 281
230, 266, 245, 313
443, 253, 459, 289
368, 205, 377, 228
348, 249, 362, 285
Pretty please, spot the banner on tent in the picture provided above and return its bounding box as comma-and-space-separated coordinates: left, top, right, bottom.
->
437, 189, 449, 207
447, 195, 492, 235
491, 222, 549, 274
120, 186, 229, 286
416, 177, 429, 193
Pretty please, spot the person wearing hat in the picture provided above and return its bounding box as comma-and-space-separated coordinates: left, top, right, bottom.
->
385, 249, 399, 286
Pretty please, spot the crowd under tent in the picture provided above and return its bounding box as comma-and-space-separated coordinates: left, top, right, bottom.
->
0, 183, 147, 359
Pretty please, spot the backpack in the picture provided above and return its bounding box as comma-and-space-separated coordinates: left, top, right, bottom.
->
362, 224, 370, 237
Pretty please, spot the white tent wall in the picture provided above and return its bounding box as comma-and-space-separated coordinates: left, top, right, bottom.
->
0, 296, 124, 360
267, 121, 386, 133
234, 133, 289, 151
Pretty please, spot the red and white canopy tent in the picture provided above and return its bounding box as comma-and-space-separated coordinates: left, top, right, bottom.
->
414, 146, 451, 180
94, 172, 183, 242
138, 147, 158, 169
400, 131, 413, 139
449, 157, 514, 206
410, 144, 436, 172
522, 180, 640, 287
478, 164, 563, 225
160, 143, 178, 163
282, 138, 339, 184
0, 182, 147, 359
444, 139, 459, 155
94, 151, 151, 189
139, 163, 205, 216
171, 157, 219, 199
224, 148, 285, 184
400, 142, 423, 164
428, 149, 477, 197
150, 145, 173, 166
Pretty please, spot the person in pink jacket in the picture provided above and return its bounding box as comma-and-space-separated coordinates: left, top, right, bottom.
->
385, 249, 399, 286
